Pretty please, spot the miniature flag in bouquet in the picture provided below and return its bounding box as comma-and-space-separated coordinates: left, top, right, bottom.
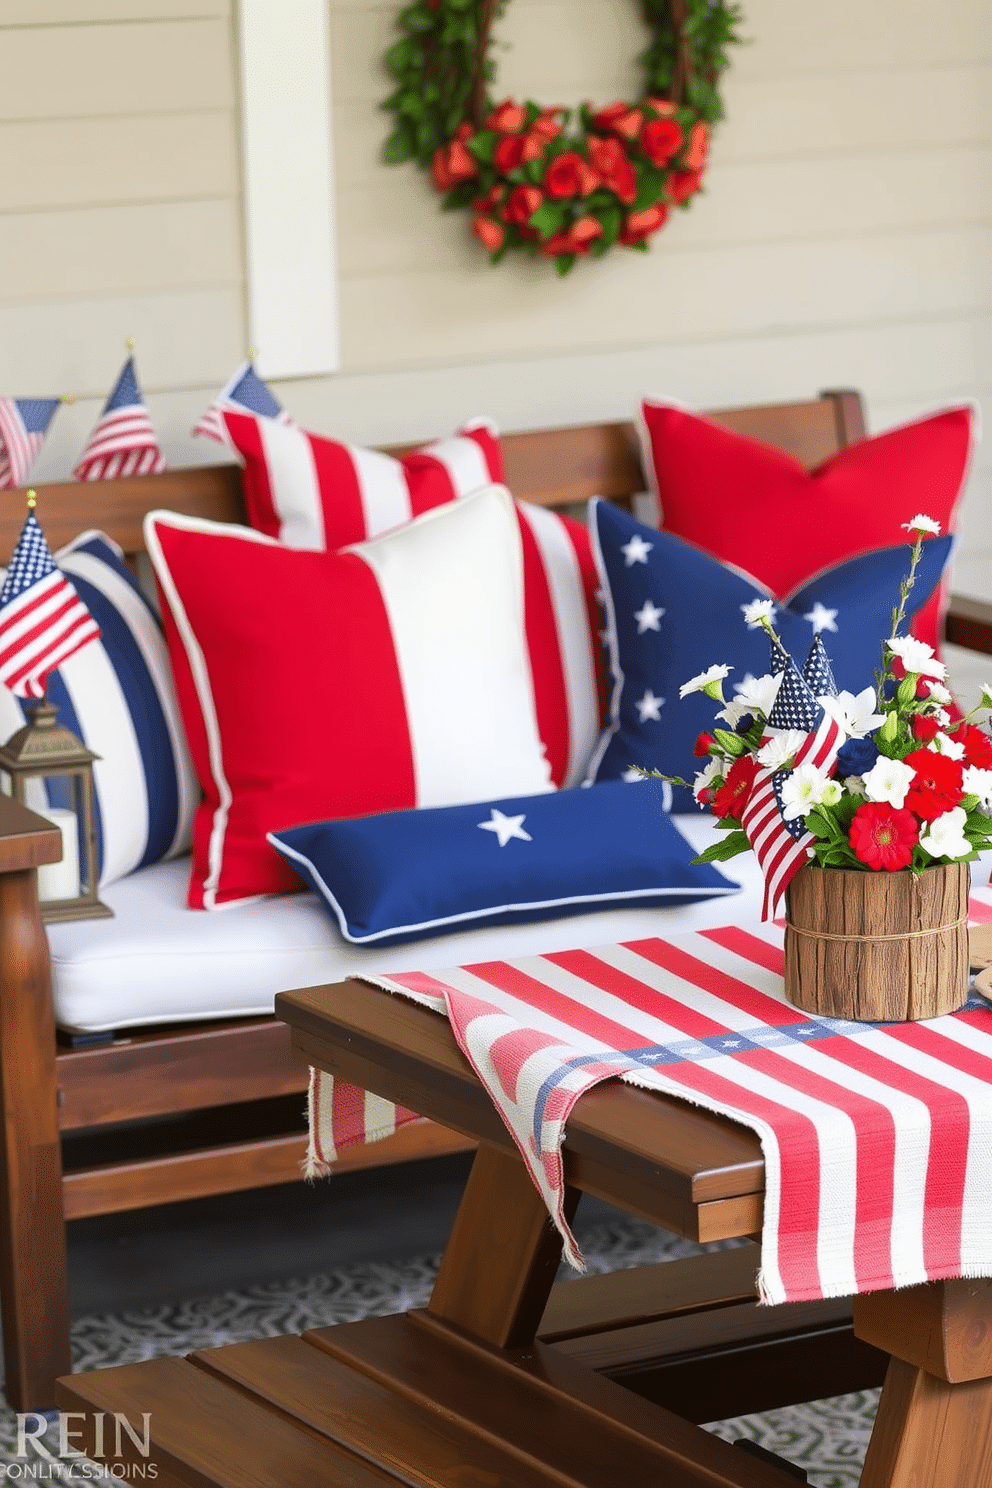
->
0, 397, 61, 489
0, 498, 101, 698
192, 359, 290, 443
74, 355, 166, 481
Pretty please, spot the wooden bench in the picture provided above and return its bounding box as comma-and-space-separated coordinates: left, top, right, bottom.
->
3, 389, 990, 1413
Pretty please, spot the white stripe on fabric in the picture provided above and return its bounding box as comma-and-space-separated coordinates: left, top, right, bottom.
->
60, 545, 197, 861
582, 502, 625, 785
363, 1088, 397, 1139
516, 502, 601, 787
420, 435, 490, 497
351, 444, 412, 538
56, 641, 147, 888
353, 488, 553, 807
260, 419, 326, 550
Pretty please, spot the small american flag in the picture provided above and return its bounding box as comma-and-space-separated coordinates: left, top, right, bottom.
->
0, 398, 60, 489
0, 508, 101, 698
741, 645, 844, 919
73, 357, 166, 482
192, 360, 289, 444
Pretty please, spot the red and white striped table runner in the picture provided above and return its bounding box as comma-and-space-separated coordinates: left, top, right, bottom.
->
309, 886, 992, 1307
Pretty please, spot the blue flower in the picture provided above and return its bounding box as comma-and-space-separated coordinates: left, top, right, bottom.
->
836, 735, 879, 778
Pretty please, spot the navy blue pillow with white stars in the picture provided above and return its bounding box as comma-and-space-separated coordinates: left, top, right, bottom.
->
267, 779, 737, 945
585, 499, 954, 811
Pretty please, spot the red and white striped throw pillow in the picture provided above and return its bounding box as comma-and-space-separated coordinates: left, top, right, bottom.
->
145, 488, 555, 909
223, 411, 606, 787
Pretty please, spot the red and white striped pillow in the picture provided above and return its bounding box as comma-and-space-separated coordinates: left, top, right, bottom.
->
145, 488, 555, 909
222, 410, 606, 787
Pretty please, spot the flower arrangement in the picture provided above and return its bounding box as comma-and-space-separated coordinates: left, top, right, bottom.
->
672, 517, 992, 878
381, 0, 742, 274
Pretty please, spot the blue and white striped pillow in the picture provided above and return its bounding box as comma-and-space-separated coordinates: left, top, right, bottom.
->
0, 531, 198, 886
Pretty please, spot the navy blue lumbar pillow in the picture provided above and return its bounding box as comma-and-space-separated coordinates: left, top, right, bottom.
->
585, 499, 954, 810
267, 779, 738, 945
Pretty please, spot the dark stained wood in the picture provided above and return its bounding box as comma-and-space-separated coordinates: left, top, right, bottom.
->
945, 593, 992, 655
0, 864, 71, 1408
56, 1353, 399, 1487
0, 793, 63, 872
859, 1354, 992, 1488
428, 1142, 578, 1348
853, 1278, 992, 1384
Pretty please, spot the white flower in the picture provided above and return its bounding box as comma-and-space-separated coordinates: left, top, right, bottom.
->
918, 806, 972, 860
929, 731, 965, 760
923, 681, 953, 705
902, 513, 941, 536
756, 729, 807, 769
934, 707, 952, 726
820, 779, 844, 807
693, 758, 722, 800
679, 664, 731, 701
886, 635, 947, 680
821, 687, 885, 740
733, 672, 782, 719
779, 763, 834, 821
964, 766, 992, 810
741, 598, 776, 629
716, 699, 750, 728
861, 755, 917, 809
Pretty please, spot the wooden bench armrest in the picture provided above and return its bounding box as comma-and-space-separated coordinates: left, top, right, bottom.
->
946, 595, 992, 658
0, 794, 64, 874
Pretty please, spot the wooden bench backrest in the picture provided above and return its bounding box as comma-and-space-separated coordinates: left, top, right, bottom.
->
2, 390, 866, 564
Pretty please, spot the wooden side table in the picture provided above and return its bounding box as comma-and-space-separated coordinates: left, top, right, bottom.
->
57, 976, 992, 1487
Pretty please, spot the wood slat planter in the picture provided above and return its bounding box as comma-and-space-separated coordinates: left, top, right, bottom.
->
784, 862, 971, 1022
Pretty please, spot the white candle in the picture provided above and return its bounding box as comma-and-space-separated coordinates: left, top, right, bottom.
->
37, 807, 81, 902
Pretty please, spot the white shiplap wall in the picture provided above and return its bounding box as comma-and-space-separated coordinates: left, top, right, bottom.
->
0, 0, 989, 618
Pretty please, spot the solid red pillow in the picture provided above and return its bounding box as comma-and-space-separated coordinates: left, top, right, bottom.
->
639, 401, 976, 651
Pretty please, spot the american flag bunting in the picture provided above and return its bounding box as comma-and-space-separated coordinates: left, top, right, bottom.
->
0, 510, 101, 698
73, 357, 166, 481
192, 360, 289, 444
0, 398, 60, 489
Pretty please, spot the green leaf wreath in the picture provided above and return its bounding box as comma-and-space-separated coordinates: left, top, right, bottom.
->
381, 0, 743, 274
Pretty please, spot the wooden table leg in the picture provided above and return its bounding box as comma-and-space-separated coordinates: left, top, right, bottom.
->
427, 1140, 579, 1348
854, 1280, 992, 1487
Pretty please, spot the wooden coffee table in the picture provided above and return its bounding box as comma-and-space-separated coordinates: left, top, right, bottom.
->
58, 975, 992, 1487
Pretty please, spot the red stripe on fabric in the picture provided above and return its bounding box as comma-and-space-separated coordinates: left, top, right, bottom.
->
559, 511, 608, 724
461, 423, 505, 482
223, 412, 282, 538
331, 1078, 372, 1152
466, 958, 661, 1050
308, 433, 371, 545
699, 926, 787, 978
817, 1037, 969, 1280
0, 591, 93, 676
543, 946, 731, 1039
883, 1017, 992, 1085
514, 506, 569, 786
968, 896, 992, 923
400, 451, 459, 518
488, 1023, 570, 1105
740, 1047, 896, 1292
622, 937, 810, 1026
656, 1059, 825, 1300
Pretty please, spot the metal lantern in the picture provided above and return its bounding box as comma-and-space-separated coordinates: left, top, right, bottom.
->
0, 698, 112, 922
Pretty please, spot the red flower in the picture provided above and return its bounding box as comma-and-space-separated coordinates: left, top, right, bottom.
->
544, 151, 599, 199
494, 134, 526, 173
529, 111, 564, 144
645, 97, 677, 116
849, 802, 919, 870
684, 120, 710, 170
641, 118, 684, 166
586, 136, 637, 205
540, 215, 604, 257
693, 731, 716, 757
954, 723, 992, 770
903, 748, 965, 821
472, 216, 505, 252
503, 184, 543, 224
712, 754, 758, 820
472, 183, 506, 212
911, 714, 941, 743
486, 99, 527, 133
667, 166, 704, 204
432, 138, 478, 192
592, 101, 643, 140
619, 202, 668, 244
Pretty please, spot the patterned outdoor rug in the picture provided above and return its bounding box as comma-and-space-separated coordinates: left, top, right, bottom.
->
0, 1218, 877, 1485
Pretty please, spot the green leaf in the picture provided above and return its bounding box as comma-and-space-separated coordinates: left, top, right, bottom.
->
712, 727, 746, 757
382, 127, 415, 164
528, 201, 567, 242
398, 4, 437, 33
554, 252, 578, 277
599, 204, 622, 247
694, 830, 751, 863
465, 132, 497, 164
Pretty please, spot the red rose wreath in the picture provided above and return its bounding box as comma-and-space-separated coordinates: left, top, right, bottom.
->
382, 0, 742, 274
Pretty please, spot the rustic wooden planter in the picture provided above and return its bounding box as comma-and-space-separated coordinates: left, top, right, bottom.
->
784, 861, 971, 1022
